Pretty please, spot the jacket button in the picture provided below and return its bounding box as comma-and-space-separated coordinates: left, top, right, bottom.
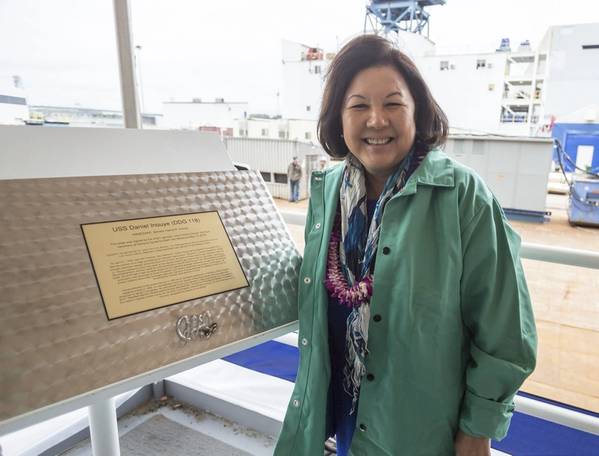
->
303, 277, 311, 284
366, 373, 375, 381
292, 399, 300, 407
301, 338, 309, 346
373, 314, 382, 322
382, 246, 391, 255
359, 423, 367, 432
314, 223, 321, 230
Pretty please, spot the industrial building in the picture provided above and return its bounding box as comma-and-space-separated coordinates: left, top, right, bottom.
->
28, 105, 161, 128
278, 23, 599, 139
224, 137, 326, 200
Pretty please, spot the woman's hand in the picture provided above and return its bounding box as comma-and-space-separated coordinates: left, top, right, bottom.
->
454, 430, 491, 456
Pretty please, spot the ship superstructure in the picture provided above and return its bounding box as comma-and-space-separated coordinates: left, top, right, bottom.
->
278, 23, 599, 140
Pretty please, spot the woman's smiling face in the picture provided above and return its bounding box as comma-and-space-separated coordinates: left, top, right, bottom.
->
341, 65, 416, 179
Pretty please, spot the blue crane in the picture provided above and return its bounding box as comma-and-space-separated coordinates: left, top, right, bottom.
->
365, 0, 446, 37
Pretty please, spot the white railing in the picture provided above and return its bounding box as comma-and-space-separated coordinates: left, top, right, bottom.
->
515, 395, 599, 437
280, 211, 599, 271
520, 242, 599, 270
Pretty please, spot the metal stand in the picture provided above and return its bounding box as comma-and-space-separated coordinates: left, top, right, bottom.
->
89, 397, 120, 456
152, 380, 165, 400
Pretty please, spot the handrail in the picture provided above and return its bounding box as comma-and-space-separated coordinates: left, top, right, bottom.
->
280, 211, 599, 270
520, 242, 599, 270
515, 396, 599, 436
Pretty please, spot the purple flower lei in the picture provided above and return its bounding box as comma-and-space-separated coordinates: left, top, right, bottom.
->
324, 217, 374, 308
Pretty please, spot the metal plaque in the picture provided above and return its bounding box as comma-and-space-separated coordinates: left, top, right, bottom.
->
0, 170, 300, 423
81, 212, 249, 319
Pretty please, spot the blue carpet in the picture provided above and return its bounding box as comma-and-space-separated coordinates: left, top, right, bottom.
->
222, 340, 299, 382
494, 411, 599, 455
222, 340, 599, 455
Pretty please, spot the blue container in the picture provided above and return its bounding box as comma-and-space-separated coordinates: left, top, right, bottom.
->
568, 178, 599, 227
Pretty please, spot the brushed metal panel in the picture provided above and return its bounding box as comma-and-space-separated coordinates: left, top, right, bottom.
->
0, 170, 300, 423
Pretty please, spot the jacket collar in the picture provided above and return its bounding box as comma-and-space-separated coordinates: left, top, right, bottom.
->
402, 148, 455, 193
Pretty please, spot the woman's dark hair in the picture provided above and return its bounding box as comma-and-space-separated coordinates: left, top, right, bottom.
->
318, 34, 448, 158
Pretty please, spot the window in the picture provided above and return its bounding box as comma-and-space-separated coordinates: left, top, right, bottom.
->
304, 132, 312, 140
279, 131, 287, 139
476, 59, 486, 69
440, 61, 449, 71
274, 173, 288, 184
306, 105, 311, 112
314, 65, 321, 74
260, 171, 272, 182
261, 128, 269, 136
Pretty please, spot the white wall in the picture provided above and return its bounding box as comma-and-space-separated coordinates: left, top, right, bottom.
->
392, 30, 436, 59
543, 24, 599, 120
237, 118, 317, 142
244, 118, 281, 139
287, 119, 317, 142
557, 104, 599, 123
281, 40, 328, 121
416, 52, 508, 135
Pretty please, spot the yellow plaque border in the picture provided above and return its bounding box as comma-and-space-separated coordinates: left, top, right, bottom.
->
80, 211, 249, 320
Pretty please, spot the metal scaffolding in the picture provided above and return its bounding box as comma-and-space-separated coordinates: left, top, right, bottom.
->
364, 0, 446, 38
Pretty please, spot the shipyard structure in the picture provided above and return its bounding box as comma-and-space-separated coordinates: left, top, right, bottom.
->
153, 21, 599, 172
2, 10, 598, 198
273, 23, 598, 163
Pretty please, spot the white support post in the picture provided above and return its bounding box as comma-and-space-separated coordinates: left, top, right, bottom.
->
88, 397, 120, 456
113, 0, 141, 129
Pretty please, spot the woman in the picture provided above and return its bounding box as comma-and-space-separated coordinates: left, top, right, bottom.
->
275, 34, 537, 456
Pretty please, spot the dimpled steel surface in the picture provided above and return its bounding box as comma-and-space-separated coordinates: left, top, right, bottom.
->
0, 170, 300, 422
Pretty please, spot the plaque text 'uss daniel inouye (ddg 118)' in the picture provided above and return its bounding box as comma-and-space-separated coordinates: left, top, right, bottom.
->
81, 211, 249, 320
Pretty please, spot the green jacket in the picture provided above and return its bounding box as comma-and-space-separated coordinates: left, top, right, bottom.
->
274, 149, 537, 455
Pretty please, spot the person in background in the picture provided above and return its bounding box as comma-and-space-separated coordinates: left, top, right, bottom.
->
275, 34, 536, 456
319, 155, 329, 171
288, 156, 303, 202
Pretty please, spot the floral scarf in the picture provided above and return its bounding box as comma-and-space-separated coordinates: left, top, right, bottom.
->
332, 149, 418, 414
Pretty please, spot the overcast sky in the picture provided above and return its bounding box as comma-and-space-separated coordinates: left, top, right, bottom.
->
1, 0, 597, 114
